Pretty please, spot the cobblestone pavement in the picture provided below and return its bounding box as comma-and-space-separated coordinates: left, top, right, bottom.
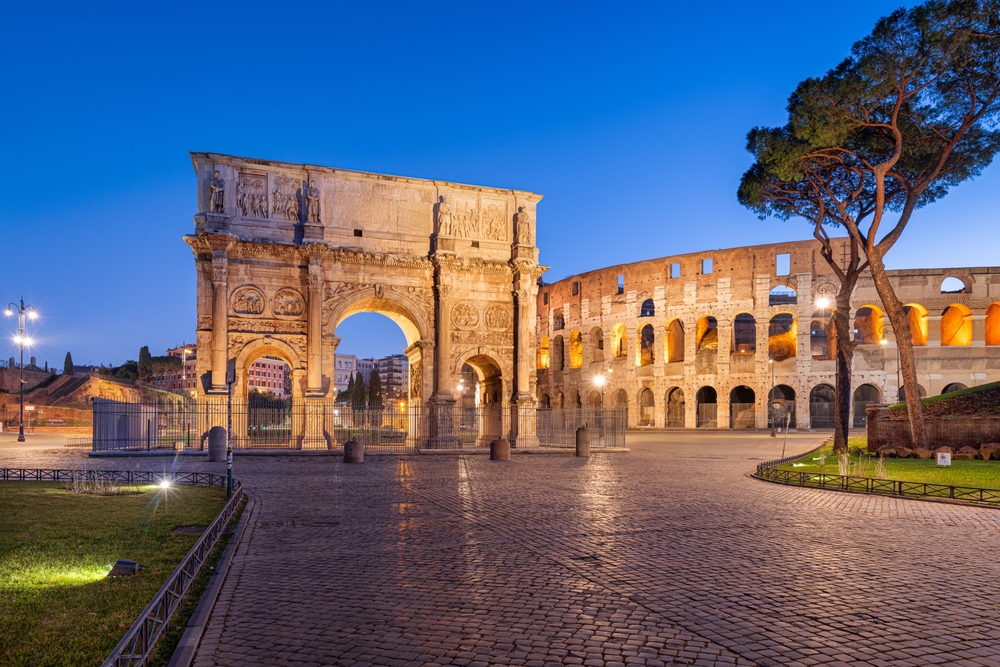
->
6, 431, 1000, 665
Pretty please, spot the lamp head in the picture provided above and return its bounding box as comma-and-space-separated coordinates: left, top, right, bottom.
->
27, 310, 37, 319
593, 375, 606, 387
4, 308, 11, 316
815, 297, 831, 310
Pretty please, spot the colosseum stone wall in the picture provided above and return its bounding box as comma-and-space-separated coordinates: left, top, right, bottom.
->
535, 238, 1000, 429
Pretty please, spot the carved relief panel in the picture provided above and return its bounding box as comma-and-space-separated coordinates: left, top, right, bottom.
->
272, 288, 305, 317
236, 173, 269, 219
272, 176, 302, 222
451, 302, 479, 329
451, 199, 480, 239
231, 286, 266, 315
481, 202, 507, 241
484, 304, 511, 331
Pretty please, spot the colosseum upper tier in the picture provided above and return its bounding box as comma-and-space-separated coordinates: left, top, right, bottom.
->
535, 238, 1000, 429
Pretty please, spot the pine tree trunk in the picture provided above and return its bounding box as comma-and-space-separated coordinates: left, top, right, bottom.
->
866, 250, 928, 449
832, 288, 857, 454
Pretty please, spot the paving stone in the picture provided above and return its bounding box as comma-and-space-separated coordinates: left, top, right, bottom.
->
7, 431, 1000, 665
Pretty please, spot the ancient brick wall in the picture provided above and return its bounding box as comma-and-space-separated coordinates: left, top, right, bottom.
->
536, 239, 1000, 429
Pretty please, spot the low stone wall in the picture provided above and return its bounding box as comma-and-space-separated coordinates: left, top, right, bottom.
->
867, 405, 1000, 451
0, 367, 53, 393
0, 403, 92, 428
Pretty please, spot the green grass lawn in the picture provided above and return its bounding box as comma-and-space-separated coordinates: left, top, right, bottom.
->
0, 482, 227, 667
779, 437, 1000, 489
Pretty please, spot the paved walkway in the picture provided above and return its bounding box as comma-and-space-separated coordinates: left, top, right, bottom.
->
5, 431, 1000, 665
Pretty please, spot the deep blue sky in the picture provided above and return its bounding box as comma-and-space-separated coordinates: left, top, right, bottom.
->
3, 0, 995, 367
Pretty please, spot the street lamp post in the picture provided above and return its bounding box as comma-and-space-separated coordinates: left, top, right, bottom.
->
5, 298, 38, 443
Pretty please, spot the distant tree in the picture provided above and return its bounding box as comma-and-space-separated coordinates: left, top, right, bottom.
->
351, 371, 367, 408
742, 0, 1000, 449
147, 355, 182, 374
101, 360, 139, 382
346, 373, 355, 398
368, 368, 382, 407
138, 346, 153, 381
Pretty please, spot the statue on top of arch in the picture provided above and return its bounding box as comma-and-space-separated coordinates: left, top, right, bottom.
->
515, 206, 532, 246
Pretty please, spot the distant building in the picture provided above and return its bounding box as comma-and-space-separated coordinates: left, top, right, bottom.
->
333, 354, 357, 395
378, 354, 409, 401
152, 345, 198, 394
357, 357, 377, 383
247, 356, 290, 398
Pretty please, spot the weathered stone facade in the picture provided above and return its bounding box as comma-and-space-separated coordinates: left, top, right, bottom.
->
185, 153, 545, 446
535, 238, 1000, 429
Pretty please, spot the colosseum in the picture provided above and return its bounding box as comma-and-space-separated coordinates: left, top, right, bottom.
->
535, 238, 1000, 429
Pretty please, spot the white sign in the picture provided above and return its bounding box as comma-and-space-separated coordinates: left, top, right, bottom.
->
936, 452, 951, 466
24, 405, 35, 411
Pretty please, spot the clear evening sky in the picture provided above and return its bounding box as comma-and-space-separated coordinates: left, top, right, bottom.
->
2, 1, 996, 368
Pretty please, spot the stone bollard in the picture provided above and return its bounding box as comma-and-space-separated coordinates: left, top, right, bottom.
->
208, 426, 227, 462
490, 438, 510, 461
344, 439, 364, 463
575, 426, 590, 457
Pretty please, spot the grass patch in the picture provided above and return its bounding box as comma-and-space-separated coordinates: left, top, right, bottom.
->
0, 482, 227, 667
779, 437, 1000, 489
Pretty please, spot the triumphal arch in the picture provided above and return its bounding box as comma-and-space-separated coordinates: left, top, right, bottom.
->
185, 152, 546, 448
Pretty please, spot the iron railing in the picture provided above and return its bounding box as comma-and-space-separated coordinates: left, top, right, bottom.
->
755, 466, 1000, 505
91, 398, 627, 452
101, 480, 244, 667
809, 401, 835, 428
697, 404, 717, 428
729, 402, 755, 429
0, 468, 229, 486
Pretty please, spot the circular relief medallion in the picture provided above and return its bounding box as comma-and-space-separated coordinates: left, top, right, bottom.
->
483, 303, 511, 331
272, 288, 305, 317
451, 302, 479, 329
231, 286, 266, 316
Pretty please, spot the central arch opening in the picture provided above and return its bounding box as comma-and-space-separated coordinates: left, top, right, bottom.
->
333, 312, 410, 407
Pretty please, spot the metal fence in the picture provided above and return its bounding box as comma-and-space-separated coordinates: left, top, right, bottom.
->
810, 401, 835, 428
102, 479, 244, 667
755, 466, 1000, 506
91, 398, 627, 452
729, 402, 755, 429
697, 403, 717, 428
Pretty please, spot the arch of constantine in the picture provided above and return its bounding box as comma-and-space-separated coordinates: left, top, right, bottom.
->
185, 152, 545, 448
535, 239, 1000, 429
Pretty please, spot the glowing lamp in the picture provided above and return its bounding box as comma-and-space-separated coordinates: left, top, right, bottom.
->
816, 297, 832, 310
593, 375, 606, 387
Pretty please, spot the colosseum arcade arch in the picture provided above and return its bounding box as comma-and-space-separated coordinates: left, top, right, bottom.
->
187, 152, 545, 448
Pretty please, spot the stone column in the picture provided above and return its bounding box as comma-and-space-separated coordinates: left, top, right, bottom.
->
210, 249, 229, 393
428, 263, 459, 448
972, 315, 987, 347
927, 315, 942, 347
511, 271, 540, 448
433, 284, 454, 401
306, 259, 324, 397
